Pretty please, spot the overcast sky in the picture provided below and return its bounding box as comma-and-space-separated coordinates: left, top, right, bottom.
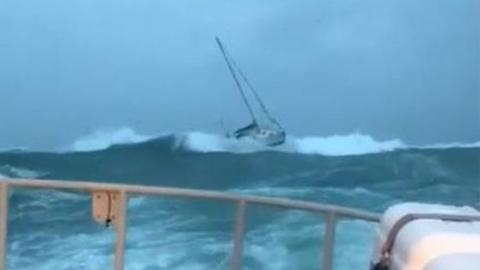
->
1, 0, 479, 150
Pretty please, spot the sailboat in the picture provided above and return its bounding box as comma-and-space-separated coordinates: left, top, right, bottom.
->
215, 37, 286, 146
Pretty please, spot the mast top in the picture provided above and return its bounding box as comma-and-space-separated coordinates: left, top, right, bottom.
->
215, 36, 257, 123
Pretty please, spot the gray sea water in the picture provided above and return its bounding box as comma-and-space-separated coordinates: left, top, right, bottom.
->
1, 132, 479, 269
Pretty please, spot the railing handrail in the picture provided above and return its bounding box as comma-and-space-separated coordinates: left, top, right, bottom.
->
0, 178, 381, 270
2, 178, 380, 221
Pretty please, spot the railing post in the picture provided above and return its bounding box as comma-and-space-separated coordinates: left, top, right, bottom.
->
114, 190, 128, 270
0, 183, 8, 269
322, 212, 336, 270
230, 200, 246, 270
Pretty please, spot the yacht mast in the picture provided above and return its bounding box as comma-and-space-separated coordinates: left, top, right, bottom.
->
215, 36, 257, 123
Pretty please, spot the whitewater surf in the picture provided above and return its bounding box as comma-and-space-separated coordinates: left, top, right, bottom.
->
1, 131, 479, 269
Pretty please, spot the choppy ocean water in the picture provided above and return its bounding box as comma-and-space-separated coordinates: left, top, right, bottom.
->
1, 130, 479, 270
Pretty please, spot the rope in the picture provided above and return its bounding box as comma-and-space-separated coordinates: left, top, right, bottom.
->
223, 45, 284, 131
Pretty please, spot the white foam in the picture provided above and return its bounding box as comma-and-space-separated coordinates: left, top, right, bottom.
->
292, 133, 405, 155
10, 128, 478, 154
180, 131, 269, 153
229, 186, 317, 198
181, 131, 405, 156
418, 141, 480, 149
8, 187, 375, 270
0, 166, 47, 200
0, 165, 46, 178
71, 127, 152, 152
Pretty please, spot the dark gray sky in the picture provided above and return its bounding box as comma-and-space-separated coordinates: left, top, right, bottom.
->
1, 0, 479, 150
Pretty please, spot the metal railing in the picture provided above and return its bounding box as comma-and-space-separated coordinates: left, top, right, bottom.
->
0, 178, 380, 270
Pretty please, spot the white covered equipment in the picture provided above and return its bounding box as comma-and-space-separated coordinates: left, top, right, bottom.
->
372, 203, 480, 270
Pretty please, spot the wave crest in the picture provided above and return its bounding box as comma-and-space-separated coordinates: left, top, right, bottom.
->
181, 131, 405, 156
71, 127, 152, 152
68, 128, 477, 155
418, 141, 480, 149
0, 165, 46, 178
293, 133, 405, 155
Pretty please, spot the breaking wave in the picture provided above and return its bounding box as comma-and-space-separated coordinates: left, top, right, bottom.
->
66, 128, 408, 156
290, 133, 405, 155
70, 127, 153, 152
66, 128, 479, 157
1, 128, 478, 270
181, 132, 480, 155
0, 165, 46, 179
417, 141, 480, 149
181, 131, 406, 155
